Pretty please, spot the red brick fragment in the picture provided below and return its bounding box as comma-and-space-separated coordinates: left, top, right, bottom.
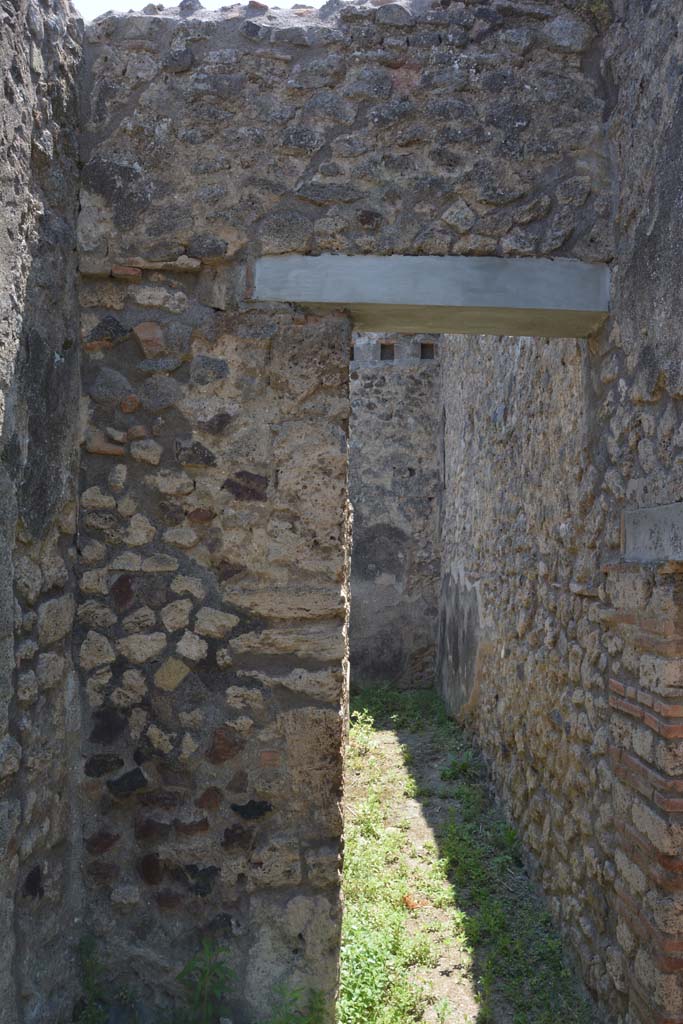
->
85, 830, 121, 856
187, 507, 216, 524
174, 817, 210, 836
83, 338, 113, 353
133, 321, 166, 358
120, 394, 140, 414
134, 816, 172, 841
84, 429, 125, 457
196, 787, 222, 811
156, 889, 183, 910
112, 264, 142, 281
207, 725, 244, 764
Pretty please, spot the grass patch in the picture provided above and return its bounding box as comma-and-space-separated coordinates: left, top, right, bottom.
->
339, 706, 455, 1024
339, 687, 598, 1024
354, 688, 458, 739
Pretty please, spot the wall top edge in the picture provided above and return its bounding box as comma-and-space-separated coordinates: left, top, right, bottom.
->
84, 0, 597, 39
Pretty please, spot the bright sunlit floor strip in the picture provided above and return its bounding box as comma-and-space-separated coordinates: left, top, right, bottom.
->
339, 689, 598, 1024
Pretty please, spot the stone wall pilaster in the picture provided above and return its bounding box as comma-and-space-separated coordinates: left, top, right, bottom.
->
605, 562, 683, 1024
76, 280, 351, 1020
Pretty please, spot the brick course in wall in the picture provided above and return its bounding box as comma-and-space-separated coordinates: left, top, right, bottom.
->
604, 563, 683, 1023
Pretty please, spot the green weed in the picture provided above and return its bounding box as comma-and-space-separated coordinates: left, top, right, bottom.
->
440, 750, 479, 783
176, 940, 232, 1024
75, 936, 107, 1024
262, 987, 326, 1024
352, 688, 457, 738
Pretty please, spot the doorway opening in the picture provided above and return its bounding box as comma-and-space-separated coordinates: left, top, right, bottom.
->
340, 330, 597, 1024
348, 332, 441, 693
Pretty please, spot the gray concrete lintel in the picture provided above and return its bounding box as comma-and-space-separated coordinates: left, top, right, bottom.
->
622, 502, 683, 563
252, 255, 610, 338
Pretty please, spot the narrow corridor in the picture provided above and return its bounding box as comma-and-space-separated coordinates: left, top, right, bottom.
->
340, 690, 597, 1024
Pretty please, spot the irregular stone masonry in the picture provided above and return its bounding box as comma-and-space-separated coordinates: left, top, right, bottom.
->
77, 306, 351, 1020
437, 331, 616, 1000
79, 0, 612, 271
0, 1, 82, 1021
436, 321, 683, 1024
349, 333, 441, 689
1, 1, 683, 1023
73, 3, 613, 1018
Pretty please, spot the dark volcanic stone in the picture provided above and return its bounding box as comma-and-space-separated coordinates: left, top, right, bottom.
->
163, 47, 194, 73
186, 234, 227, 261
87, 316, 129, 347
23, 866, 44, 900
89, 368, 132, 406
81, 156, 152, 231
138, 789, 182, 809
138, 356, 183, 375
182, 864, 220, 896
295, 182, 362, 205
222, 471, 268, 502
358, 209, 383, 229
199, 412, 234, 434
107, 767, 148, 799
175, 438, 217, 466
231, 800, 272, 820
227, 769, 248, 792
190, 355, 229, 385
217, 560, 245, 580
159, 500, 185, 526
138, 852, 164, 885
111, 573, 135, 613
141, 375, 182, 412
85, 753, 125, 777
222, 824, 253, 848
135, 576, 169, 610
89, 709, 127, 746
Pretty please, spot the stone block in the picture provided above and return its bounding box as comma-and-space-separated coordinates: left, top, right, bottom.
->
154, 658, 190, 693
37, 595, 75, 646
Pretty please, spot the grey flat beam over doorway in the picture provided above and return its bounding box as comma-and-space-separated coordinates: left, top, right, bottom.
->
622, 503, 683, 563
252, 255, 610, 337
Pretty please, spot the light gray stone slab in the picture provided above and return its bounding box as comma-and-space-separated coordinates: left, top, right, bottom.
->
622, 503, 683, 562
252, 255, 610, 337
